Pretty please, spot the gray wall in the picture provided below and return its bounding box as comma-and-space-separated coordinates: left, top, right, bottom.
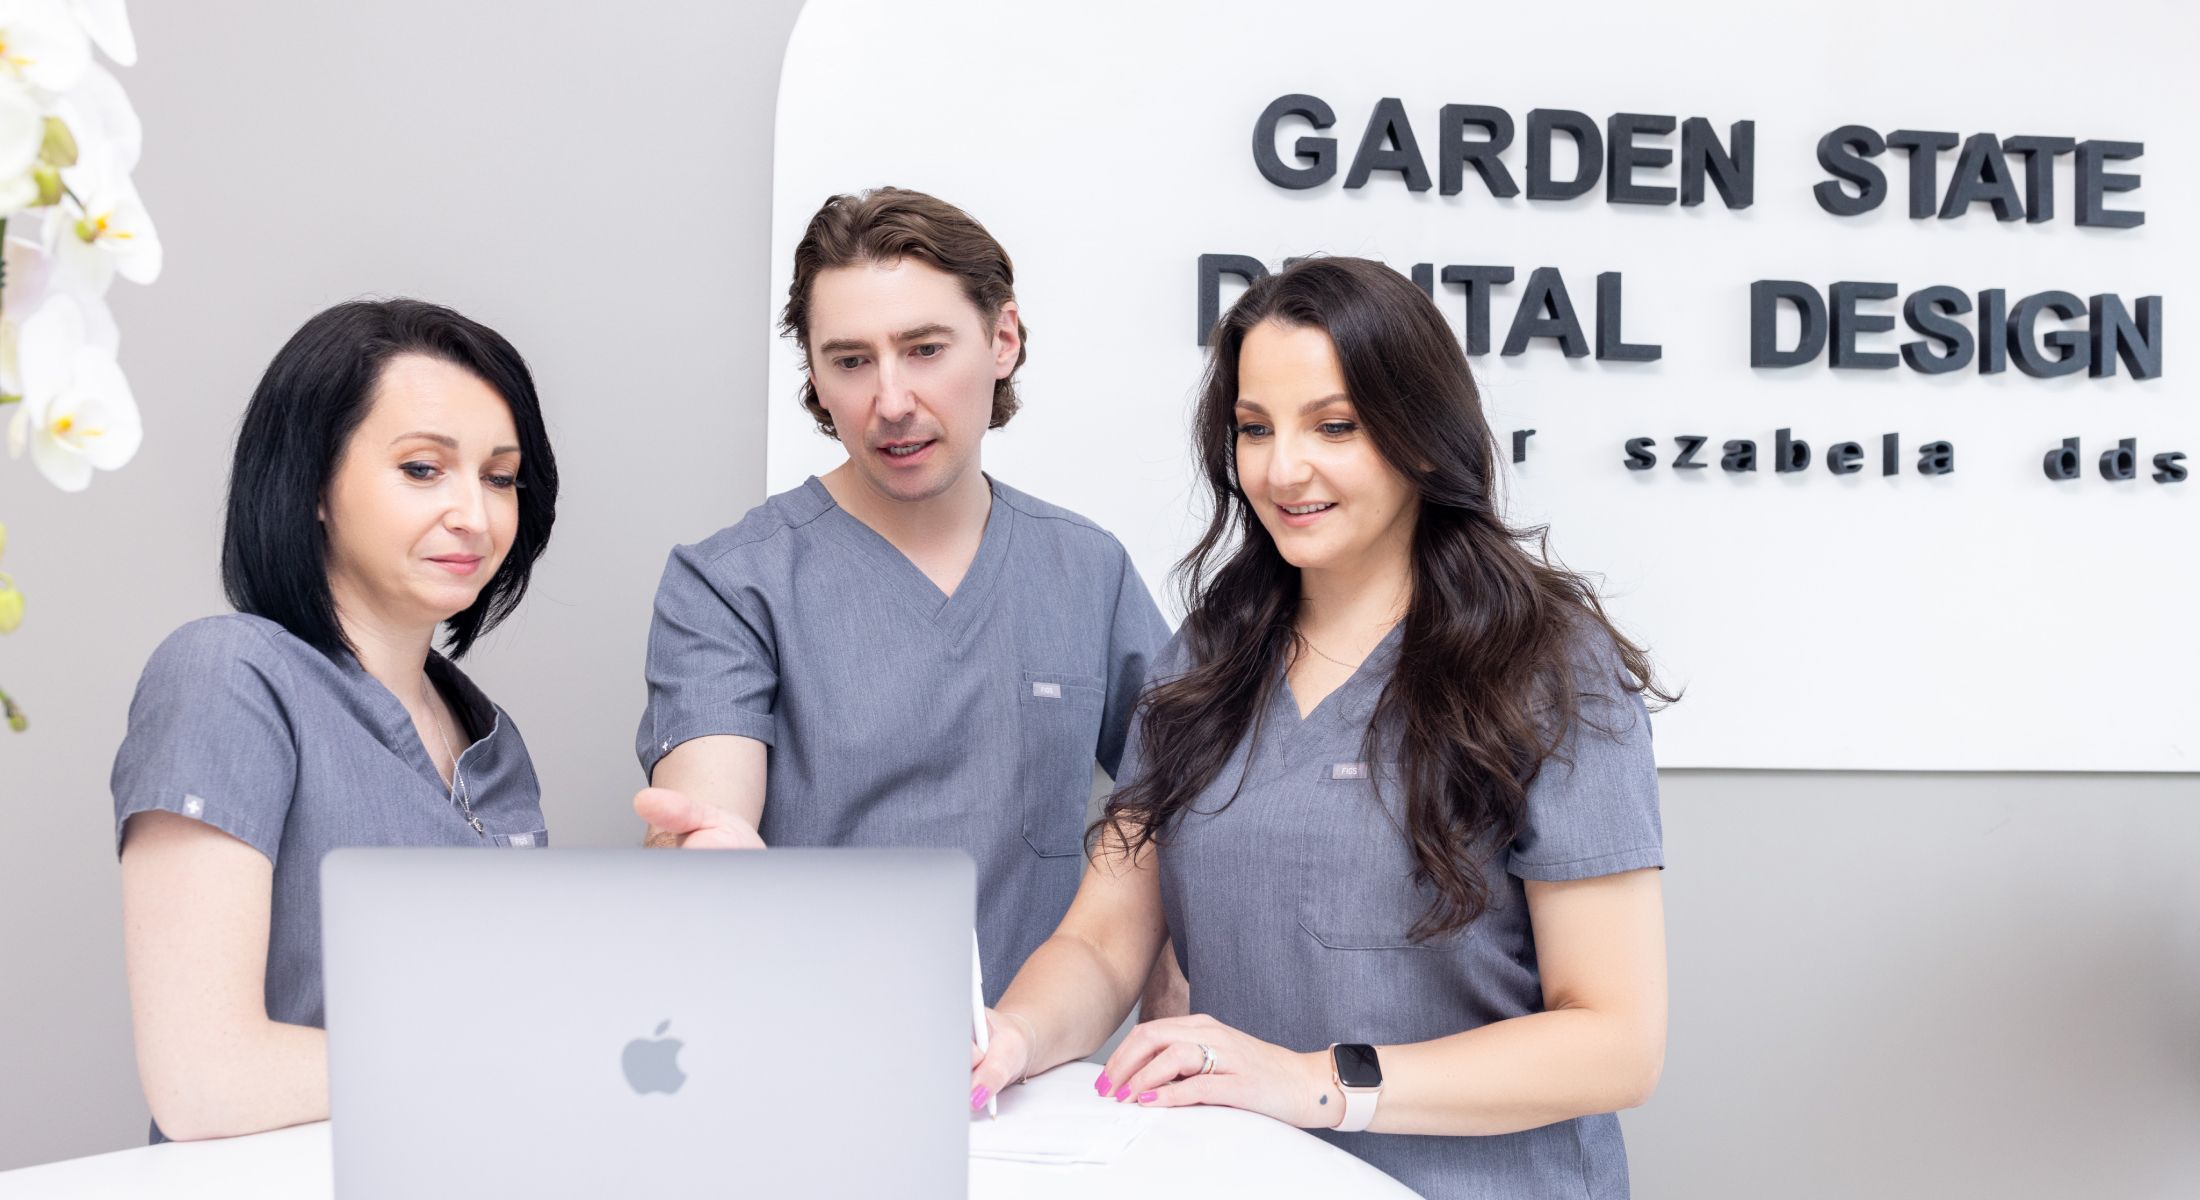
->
0, 5, 2193, 1196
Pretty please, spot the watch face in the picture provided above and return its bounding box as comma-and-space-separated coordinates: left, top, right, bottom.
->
1335, 1042, 1382, 1089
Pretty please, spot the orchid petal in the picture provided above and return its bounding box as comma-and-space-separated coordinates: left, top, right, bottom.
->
67, 0, 130, 66
0, 78, 42, 178
53, 62, 138, 177
17, 292, 83, 400
1, 235, 54, 321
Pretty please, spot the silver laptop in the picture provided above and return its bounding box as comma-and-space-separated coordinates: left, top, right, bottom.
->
322, 847, 973, 1198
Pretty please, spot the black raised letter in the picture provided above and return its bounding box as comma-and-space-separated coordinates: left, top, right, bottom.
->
1902, 286, 1976, 374
1886, 129, 1959, 219
2075, 140, 2144, 229
1776, 427, 1811, 473
1502, 268, 1590, 357
1253, 95, 1338, 190
1830, 281, 1900, 369
1680, 117, 1753, 208
2001, 135, 2075, 222
2043, 437, 2081, 481
1345, 97, 1433, 192
1606, 113, 1676, 205
1977, 289, 2008, 374
1751, 280, 1827, 368
1441, 265, 1515, 356
2099, 438, 2138, 481
1526, 109, 1603, 201
1814, 125, 1887, 216
1938, 134, 2023, 221
2088, 294, 2162, 380
1439, 105, 1519, 197
1595, 272, 1661, 362
2009, 291, 2090, 378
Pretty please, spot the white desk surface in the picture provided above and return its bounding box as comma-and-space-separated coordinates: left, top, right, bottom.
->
0, 1061, 1414, 1198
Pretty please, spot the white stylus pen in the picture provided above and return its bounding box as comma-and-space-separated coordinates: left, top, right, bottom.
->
971, 930, 997, 1118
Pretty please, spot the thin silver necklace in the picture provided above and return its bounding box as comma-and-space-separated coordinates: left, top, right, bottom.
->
421, 673, 486, 837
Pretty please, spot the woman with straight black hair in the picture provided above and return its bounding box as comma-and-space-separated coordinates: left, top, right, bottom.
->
112, 298, 559, 1141
969, 258, 1672, 1198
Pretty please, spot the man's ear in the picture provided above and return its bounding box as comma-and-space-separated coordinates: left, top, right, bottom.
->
991, 300, 1021, 379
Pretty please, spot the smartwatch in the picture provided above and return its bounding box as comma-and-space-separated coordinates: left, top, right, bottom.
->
1327, 1043, 1383, 1133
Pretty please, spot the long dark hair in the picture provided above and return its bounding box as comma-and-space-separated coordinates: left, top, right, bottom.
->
221, 298, 559, 661
1104, 257, 1671, 940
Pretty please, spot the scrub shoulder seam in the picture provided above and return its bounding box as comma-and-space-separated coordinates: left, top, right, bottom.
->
990, 490, 1122, 548
688, 509, 819, 568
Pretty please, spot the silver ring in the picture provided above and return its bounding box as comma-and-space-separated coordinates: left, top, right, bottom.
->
1196, 1043, 1216, 1076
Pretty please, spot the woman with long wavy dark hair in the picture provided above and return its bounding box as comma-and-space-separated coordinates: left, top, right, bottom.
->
969, 257, 1672, 1198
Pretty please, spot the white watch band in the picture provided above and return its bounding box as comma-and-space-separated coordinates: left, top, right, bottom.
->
1336, 1082, 1379, 1133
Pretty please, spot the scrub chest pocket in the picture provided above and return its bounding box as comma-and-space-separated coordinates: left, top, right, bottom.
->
1296, 763, 1449, 952
1016, 670, 1106, 857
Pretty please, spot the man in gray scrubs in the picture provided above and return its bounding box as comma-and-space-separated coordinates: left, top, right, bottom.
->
635, 188, 1169, 1002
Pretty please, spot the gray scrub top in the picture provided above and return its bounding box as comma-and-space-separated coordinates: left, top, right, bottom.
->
1145, 625, 1662, 1200
637, 476, 1169, 1003
111, 615, 546, 1087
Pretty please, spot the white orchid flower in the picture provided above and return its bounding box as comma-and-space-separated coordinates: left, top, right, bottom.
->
0, 0, 89, 93
66, 0, 129, 66
45, 169, 156, 294
6, 293, 138, 491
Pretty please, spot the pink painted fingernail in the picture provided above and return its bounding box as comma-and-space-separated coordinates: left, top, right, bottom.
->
1094, 1072, 1111, 1095
1112, 1082, 1130, 1100
971, 1085, 990, 1110
1136, 1091, 1157, 1104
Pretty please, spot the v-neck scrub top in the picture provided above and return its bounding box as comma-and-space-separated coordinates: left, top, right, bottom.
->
638, 476, 1169, 1002
111, 614, 547, 1140
1143, 626, 1662, 1200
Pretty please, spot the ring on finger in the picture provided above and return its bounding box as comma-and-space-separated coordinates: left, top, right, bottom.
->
1196, 1042, 1216, 1076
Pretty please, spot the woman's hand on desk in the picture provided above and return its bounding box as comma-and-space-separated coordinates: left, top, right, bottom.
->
633, 787, 766, 850
1097, 1014, 1334, 1129
969, 1007, 1037, 1111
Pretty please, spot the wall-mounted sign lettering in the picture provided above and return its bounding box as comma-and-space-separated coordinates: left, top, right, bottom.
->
771, 0, 2197, 770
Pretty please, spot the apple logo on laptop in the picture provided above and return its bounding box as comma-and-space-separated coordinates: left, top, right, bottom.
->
622, 1020, 686, 1095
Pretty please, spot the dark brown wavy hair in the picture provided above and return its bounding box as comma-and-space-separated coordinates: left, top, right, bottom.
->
779, 187, 1029, 438
1103, 257, 1672, 940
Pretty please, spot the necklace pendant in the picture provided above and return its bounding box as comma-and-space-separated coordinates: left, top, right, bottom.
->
468, 814, 486, 836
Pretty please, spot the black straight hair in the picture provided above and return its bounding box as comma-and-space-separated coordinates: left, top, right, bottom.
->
220, 298, 559, 661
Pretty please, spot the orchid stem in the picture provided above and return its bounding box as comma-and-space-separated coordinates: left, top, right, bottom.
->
0, 685, 23, 733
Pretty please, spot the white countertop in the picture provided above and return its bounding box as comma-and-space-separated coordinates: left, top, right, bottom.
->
0, 1061, 1414, 1198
